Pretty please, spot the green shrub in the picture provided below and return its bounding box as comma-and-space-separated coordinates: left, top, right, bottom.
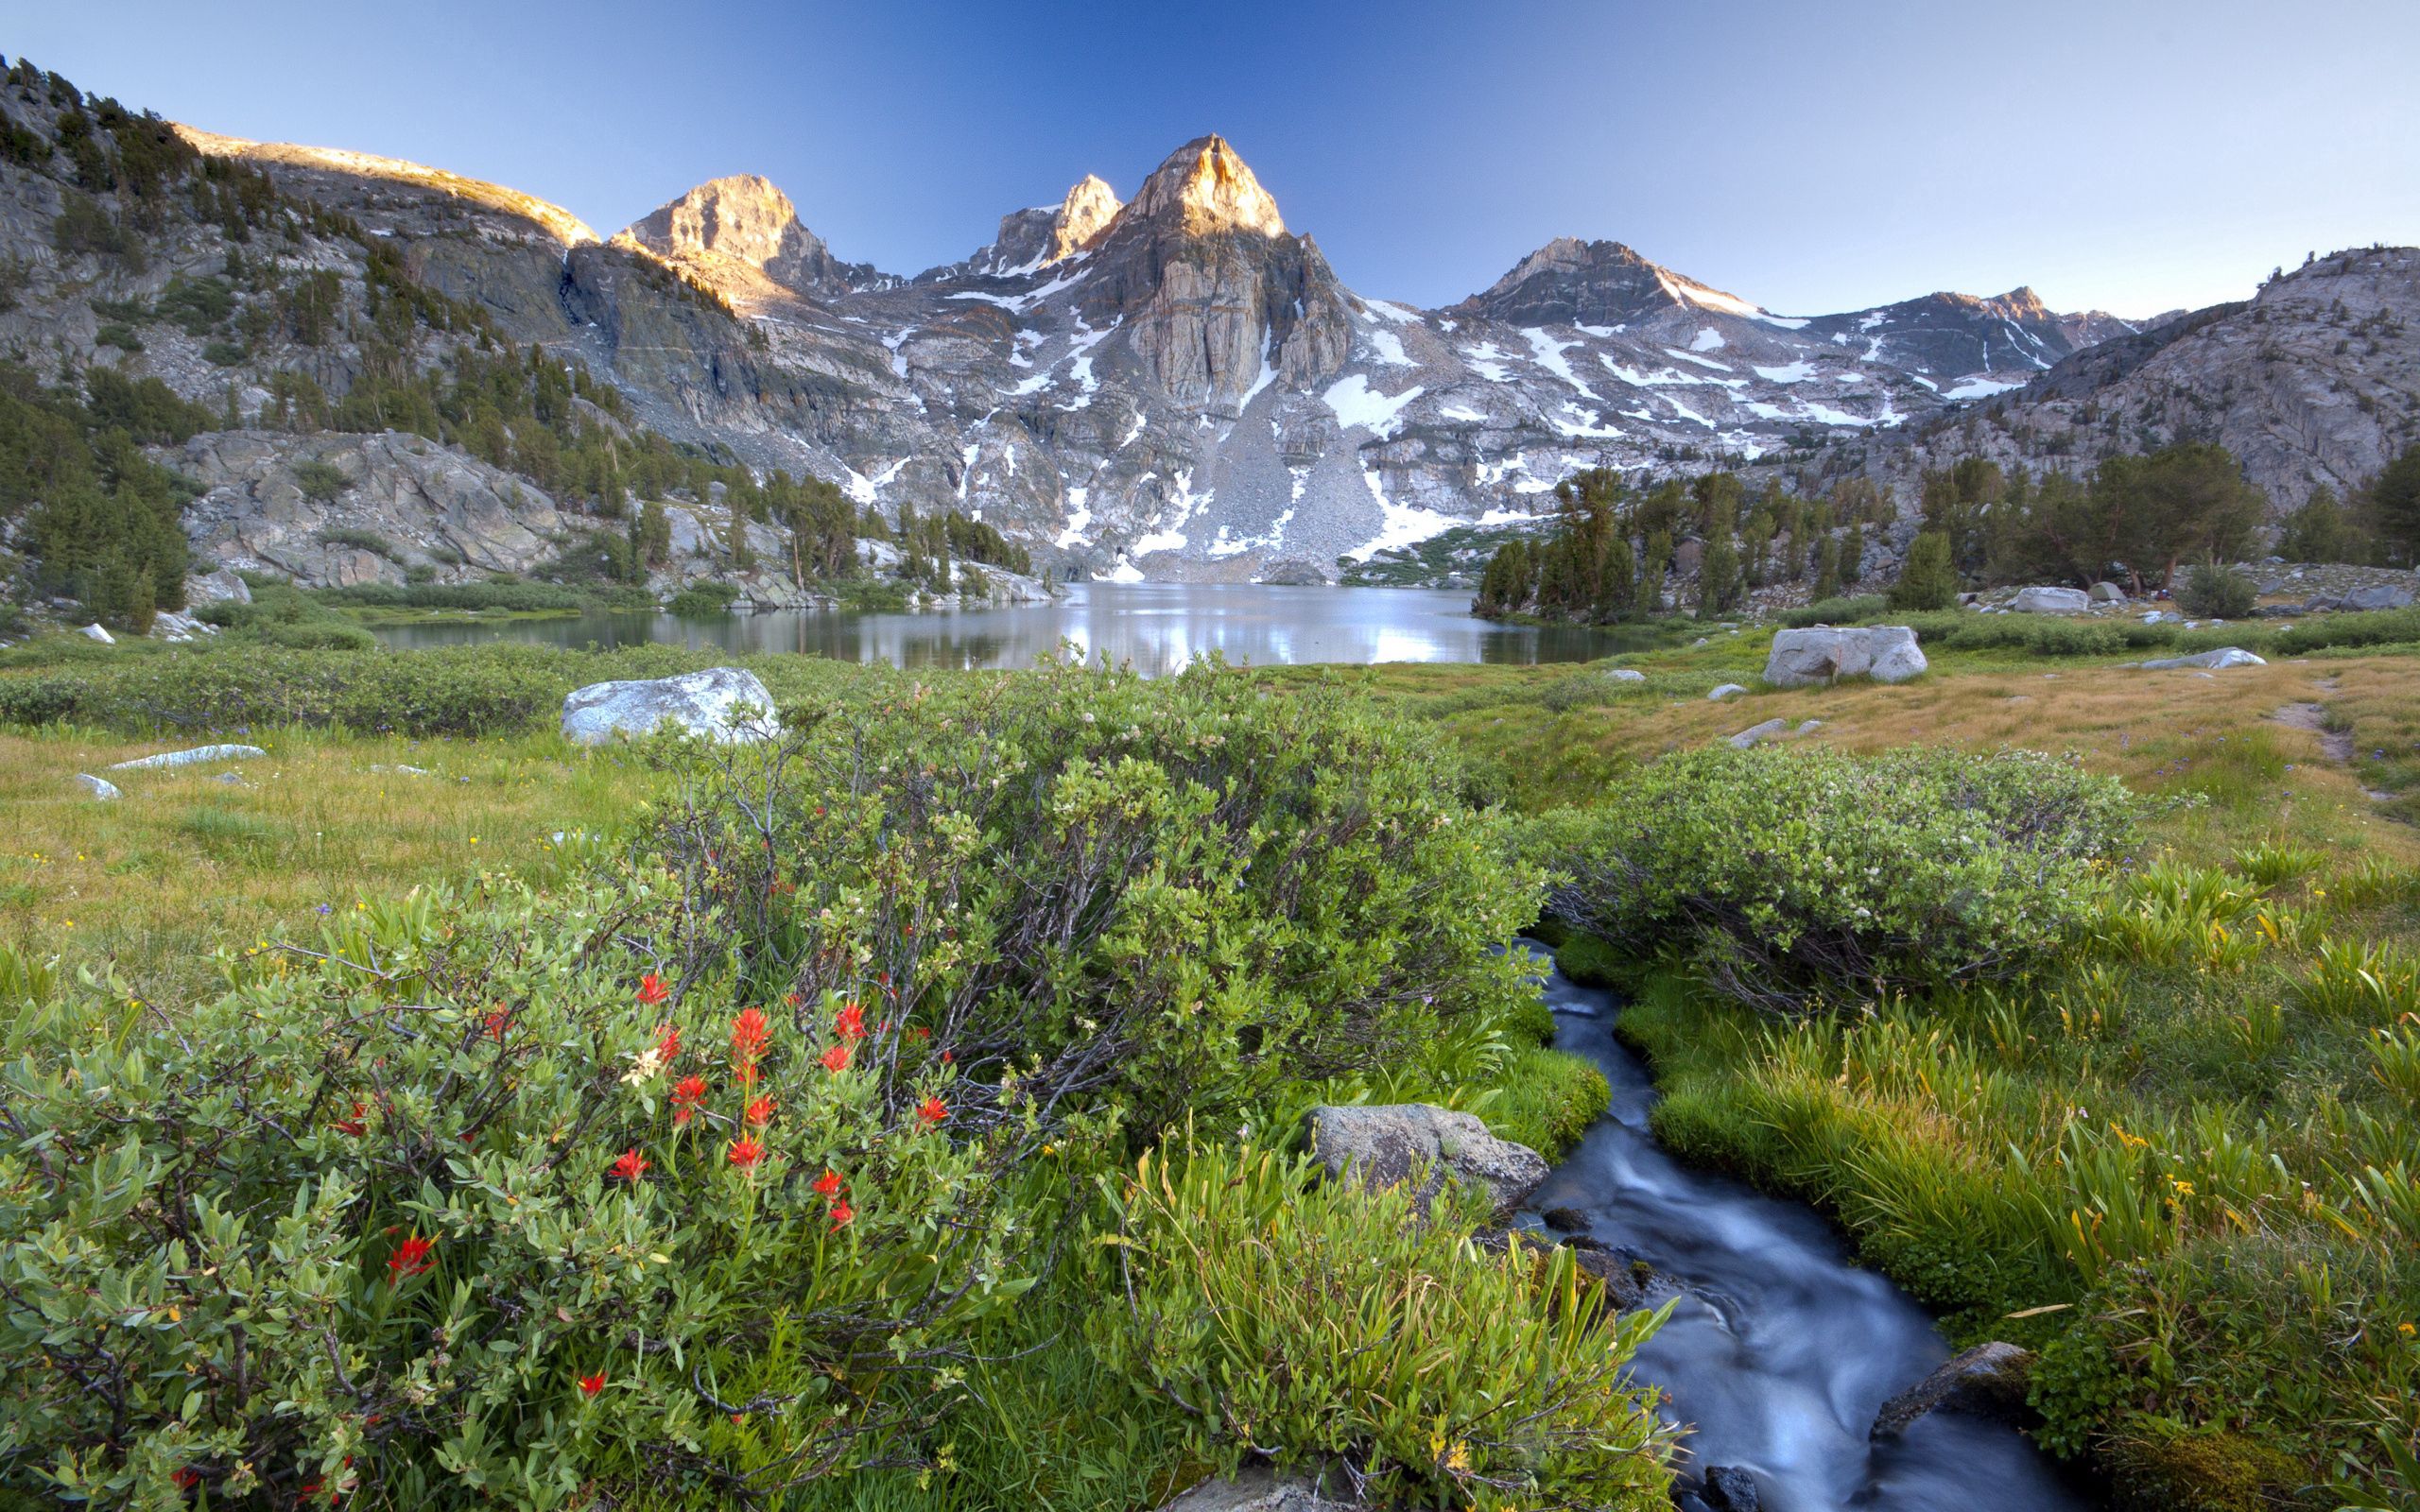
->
201, 339, 248, 367
314, 526, 396, 557
2272, 606, 2420, 655
1531, 747, 2138, 1011
662, 658, 1544, 1139
0, 872, 1060, 1507
2177, 562, 2257, 619
1781, 593, 1888, 628
95, 320, 143, 352
666, 579, 739, 616
291, 457, 353, 503
1093, 1143, 1672, 1510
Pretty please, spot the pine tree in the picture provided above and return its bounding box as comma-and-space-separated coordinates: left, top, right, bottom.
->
1890, 530, 1959, 610
1811, 536, 1841, 602
1698, 531, 1738, 614
1839, 523, 1865, 585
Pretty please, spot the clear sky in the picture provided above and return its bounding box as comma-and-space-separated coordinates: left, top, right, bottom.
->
9, 0, 2417, 318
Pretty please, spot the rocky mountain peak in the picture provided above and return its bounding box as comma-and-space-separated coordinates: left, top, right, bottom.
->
1123, 135, 1286, 239
615, 174, 890, 298
1050, 173, 1123, 259
1454, 236, 1763, 328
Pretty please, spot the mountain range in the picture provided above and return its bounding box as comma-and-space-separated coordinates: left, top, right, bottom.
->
5, 58, 2415, 598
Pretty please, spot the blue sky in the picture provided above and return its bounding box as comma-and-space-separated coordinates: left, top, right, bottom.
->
9, 0, 2418, 318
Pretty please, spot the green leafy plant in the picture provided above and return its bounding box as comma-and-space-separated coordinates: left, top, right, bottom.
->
1531, 747, 2138, 1011
2177, 561, 2257, 619
1093, 1142, 1673, 1509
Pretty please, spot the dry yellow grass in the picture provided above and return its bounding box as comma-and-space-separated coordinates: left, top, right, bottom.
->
0, 727, 658, 996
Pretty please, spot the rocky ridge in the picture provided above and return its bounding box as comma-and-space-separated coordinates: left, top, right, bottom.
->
9, 58, 2411, 596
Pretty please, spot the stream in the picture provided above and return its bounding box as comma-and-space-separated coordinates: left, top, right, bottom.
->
1514, 943, 2093, 1512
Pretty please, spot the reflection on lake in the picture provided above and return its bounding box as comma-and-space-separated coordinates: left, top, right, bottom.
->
371, 583, 1628, 676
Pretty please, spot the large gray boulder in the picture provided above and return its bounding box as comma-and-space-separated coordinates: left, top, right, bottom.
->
1300, 1104, 1548, 1220
1871, 1342, 2038, 1439
2140, 646, 2266, 671
561, 667, 778, 746
1762, 626, 1927, 687
2012, 586, 2091, 613
2344, 582, 2415, 611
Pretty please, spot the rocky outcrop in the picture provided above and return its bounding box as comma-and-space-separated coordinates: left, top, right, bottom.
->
74, 774, 122, 800
177, 430, 567, 587
1762, 626, 1927, 686
561, 667, 779, 746
1300, 1104, 1548, 1220
1870, 1342, 2039, 1440
937, 175, 1124, 279
1852, 248, 2420, 512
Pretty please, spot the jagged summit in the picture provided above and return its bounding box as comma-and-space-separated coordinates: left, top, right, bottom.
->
1121, 135, 1285, 239
614, 174, 892, 298
937, 173, 1125, 280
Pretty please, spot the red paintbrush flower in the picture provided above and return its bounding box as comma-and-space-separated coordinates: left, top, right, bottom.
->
172, 1468, 200, 1490
814, 1168, 843, 1198
916, 1095, 948, 1125
609, 1147, 648, 1184
731, 1006, 770, 1061
334, 1101, 368, 1138
579, 1371, 606, 1397
829, 1199, 854, 1229
671, 1074, 707, 1125
744, 1094, 775, 1127
637, 972, 669, 1006
388, 1234, 435, 1281
834, 1002, 865, 1041
654, 1024, 681, 1062
821, 1043, 850, 1073
727, 1137, 766, 1170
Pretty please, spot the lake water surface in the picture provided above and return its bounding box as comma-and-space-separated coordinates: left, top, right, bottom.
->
370, 583, 1625, 675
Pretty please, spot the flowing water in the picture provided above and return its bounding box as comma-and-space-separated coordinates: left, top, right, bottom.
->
368, 583, 1636, 674
1519, 944, 2093, 1512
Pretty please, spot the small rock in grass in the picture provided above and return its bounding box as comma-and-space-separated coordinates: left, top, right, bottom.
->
1727, 717, 1791, 749
1601, 668, 1646, 683
1707, 683, 1748, 700
2139, 647, 2265, 671
78, 623, 114, 644
75, 773, 121, 800
109, 744, 268, 771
